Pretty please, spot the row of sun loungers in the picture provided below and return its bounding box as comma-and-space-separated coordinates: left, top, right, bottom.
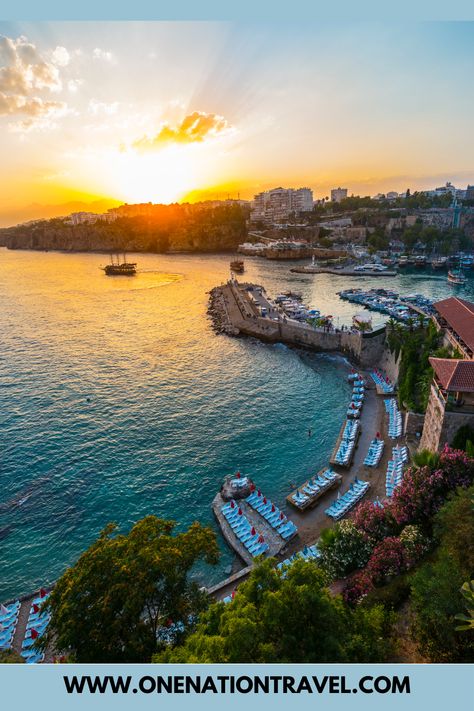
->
385, 445, 409, 497
246, 491, 298, 540
371, 369, 395, 394
348, 382, 365, 418
364, 438, 384, 467
333, 419, 360, 466
230, 474, 249, 490
277, 545, 320, 575
325, 479, 370, 520
385, 399, 403, 438
20, 594, 50, 664
221, 502, 269, 557
0, 601, 20, 651
287, 468, 340, 510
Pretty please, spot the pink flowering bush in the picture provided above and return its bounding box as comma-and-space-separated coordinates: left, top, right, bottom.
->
391, 448, 474, 528
351, 500, 398, 543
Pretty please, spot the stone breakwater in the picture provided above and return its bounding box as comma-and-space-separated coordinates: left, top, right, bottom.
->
207, 286, 240, 336
209, 280, 387, 367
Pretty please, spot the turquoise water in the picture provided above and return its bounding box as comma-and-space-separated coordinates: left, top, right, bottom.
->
0, 249, 472, 600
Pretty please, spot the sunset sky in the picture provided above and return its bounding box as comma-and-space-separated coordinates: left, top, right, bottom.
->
0, 21, 474, 224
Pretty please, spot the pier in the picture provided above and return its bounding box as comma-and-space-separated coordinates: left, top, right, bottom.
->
290, 266, 398, 277
208, 280, 386, 367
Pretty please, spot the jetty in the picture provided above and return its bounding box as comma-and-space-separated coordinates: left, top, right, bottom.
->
329, 420, 361, 467
208, 280, 386, 367
290, 266, 397, 277
286, 468, 341, 511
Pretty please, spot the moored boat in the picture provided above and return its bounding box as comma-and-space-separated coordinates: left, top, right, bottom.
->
447, 269, 466, 285
230, 259, 245, 273
102, 254, 137, 276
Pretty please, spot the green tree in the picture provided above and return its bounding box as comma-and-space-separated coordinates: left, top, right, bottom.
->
409, 486, 474, 661
155, 559, 394, 663
39, 516, 219, 662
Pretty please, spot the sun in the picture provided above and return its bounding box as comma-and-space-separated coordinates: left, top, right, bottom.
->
108, 144, 200, 204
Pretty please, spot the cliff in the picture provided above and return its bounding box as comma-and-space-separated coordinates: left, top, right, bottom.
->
0, 203, 249, 254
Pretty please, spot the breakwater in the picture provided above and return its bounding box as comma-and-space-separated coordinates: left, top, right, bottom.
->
208, 280, 386, 367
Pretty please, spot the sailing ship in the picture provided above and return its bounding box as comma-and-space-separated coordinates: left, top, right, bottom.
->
102, 253, 137, 276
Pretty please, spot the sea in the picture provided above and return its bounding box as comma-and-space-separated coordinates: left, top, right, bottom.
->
1, 248, 473, 600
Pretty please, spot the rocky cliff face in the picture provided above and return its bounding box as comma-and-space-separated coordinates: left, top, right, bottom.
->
0, 205, 249, 254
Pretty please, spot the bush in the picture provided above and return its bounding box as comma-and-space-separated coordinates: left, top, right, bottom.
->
318, 520, 373, 579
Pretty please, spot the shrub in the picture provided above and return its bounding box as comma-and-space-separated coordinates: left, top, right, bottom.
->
352, 500, 398, 543
318, 520, 373, 580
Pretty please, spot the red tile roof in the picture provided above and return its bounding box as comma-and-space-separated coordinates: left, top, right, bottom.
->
429, 357, 474, 392
434, 296, 474, 353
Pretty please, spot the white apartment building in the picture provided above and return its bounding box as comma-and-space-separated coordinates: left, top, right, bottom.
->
251, 187, 313, 223
330, 187, 348, 203
66, 211, 119, 226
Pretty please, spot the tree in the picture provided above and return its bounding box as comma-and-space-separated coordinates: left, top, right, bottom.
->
409, 485, 474, 661
154, 559, 394, 663
39, 516, 219, 662
455, 581, 474, 631
318, 520, 372, 579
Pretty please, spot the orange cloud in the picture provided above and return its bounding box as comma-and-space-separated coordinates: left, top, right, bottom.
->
133, 111, 230, 151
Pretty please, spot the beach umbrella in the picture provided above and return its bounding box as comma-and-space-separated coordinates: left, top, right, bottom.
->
0, 604, 8, 615
279, 512, 284, 520
33, 604, 39, 614
30, 629, 39, 640
271, 504, 275, 512
257, 489, 261, 496
231, 590, 236, 599
250, 483, 255, 492
40, 588, 47, 598
236, 471, 241, 479
251, 526, 256, 535
263, 497, 267, 504
230, 500, 235, 509
238, 508, 243, 516
376, 432, 380, 438
258, 535, 264, 543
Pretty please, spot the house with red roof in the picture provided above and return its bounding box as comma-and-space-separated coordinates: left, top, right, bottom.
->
419, 298, 474, 450
433, 296, 474, 360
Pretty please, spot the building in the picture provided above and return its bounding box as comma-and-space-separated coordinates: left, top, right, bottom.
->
331, 187, 348, 203
65, 211, 118, 225
251, 187, 313, 224
432, 296, 474, 360
466, 185, 474, 201
386, 191, 399, 200
419, 296, 474, 452
420, 358, 474, 452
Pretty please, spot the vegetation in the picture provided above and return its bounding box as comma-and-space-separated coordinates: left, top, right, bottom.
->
0, 203, 249, 254
39, 516, 219, 662
455, 581, 474, 631
452, 425, 474, 455
153, 559, 394, 663
387, 320, 440, 412
0, 649, 24, 663
409, 485, 474, 661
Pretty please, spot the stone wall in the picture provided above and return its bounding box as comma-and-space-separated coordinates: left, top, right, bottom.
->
404, 411, 425, 438
420, 384, 474, 451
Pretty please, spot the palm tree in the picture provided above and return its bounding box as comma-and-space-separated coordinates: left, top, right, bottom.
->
411, 449, 440, 469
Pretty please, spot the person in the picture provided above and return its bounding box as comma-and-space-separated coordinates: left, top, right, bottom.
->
308, 428, 312, 437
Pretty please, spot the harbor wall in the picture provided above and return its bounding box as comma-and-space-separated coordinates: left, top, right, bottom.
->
227, 282, 386, 367
419, 385, 474, 452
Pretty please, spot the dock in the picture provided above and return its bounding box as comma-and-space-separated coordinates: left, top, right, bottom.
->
329, 421, 361, 468
212, 492, 293, 565
290, 267, 398, 276
286, 468, 342, 511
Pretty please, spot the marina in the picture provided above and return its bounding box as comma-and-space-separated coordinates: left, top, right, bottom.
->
337, 288, 435, 322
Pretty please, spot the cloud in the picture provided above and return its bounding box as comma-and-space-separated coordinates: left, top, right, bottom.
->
50, 46, 70, 67
0, 35, 63, 94
88, 99, 119, 115
67, 79, 83, 93
0, 34, 74, 131
93, 48, 114, 63
133, 111, 231, 151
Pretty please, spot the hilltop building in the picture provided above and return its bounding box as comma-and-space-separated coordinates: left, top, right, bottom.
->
419, 296, 474, 452
330, 187, 348, 203
251, 187, 313, 224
